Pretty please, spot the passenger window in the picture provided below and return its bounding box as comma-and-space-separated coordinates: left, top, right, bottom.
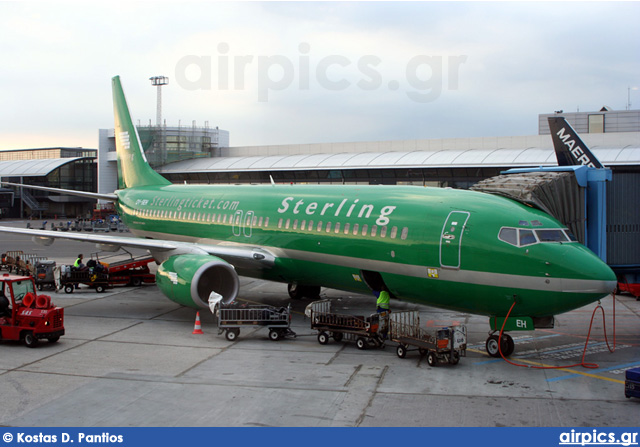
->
380, 226, 387, 238
371, 225, 378, 237
361, 224, 369, 236
344, 223, 350, 234
353, 224, 359, 235
519, 229, 537, 246
535, 229, 568, 242
317, 221, 323, 231
390, 226, 398, 239
277, 218, 283, 229
325, 222, 332, 232
334, 222, 340, 233
498, 228, 518, 246
264, 217, 269, 227
400, 227, 409, 240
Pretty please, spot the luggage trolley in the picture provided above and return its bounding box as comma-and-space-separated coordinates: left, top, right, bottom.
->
389, 310, 467, 367
216, 302, 296, 341
309, 299, 386, 350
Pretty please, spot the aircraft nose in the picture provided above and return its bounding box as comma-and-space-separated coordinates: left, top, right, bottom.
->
557, 245, 617, 295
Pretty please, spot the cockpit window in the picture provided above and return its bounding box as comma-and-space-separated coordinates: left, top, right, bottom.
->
498, 228, 518, 246
498, 227, 575, 248
535, 229, 569, 242
519, 229, 537, 246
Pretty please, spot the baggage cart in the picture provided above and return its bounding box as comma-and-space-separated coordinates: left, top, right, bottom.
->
389, 310, 467, 367
35, 259, 57, 290
309, 299, 386, 349
216, 302, 296, 341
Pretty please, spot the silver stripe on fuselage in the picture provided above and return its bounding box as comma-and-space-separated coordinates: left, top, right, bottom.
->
132, 229, 615, 295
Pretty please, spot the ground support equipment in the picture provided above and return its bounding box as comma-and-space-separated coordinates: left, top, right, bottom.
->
60, 253, 155, 293
0, 273, 65, 348
216, 302, 295, 341
625, 367, 640, 399
389, 310, 467, 367
309, 299, 386, 350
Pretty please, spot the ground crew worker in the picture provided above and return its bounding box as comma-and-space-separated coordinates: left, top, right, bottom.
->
73, 254, 85, 270
374, 288, 391, 341
375, 288, 390, 313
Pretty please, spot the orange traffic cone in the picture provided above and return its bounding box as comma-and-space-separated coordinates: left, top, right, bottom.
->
192, 311, 204, 334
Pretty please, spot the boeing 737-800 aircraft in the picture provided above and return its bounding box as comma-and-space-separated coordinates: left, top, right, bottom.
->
0, 76, 616, 357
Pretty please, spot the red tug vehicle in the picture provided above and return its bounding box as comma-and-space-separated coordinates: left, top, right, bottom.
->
0, 273, 65, 348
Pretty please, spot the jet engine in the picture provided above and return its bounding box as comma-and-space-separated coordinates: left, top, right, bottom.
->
156, 254, 239, 309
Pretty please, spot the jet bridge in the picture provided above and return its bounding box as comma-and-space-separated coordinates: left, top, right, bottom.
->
471, 165, 610, 261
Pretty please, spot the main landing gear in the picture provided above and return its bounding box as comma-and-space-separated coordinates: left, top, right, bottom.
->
485, 332, 515, 358
287, 283, 321, 300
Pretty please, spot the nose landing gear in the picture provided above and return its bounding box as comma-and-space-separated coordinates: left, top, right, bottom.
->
486, 333, 515, 358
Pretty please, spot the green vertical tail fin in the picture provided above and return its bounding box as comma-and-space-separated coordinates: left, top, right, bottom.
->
112, 76, 171, 189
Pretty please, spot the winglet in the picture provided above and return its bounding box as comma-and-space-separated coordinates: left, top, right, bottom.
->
548, 116, 604, 168
112, 76, 171, 189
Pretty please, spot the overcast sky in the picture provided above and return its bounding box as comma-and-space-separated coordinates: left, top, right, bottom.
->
1, 1, 639, 150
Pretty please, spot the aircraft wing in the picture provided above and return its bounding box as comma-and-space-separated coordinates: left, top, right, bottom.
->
0, 226, 276, 269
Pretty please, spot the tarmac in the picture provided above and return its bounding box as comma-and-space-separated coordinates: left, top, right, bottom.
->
0, 220, 638, 427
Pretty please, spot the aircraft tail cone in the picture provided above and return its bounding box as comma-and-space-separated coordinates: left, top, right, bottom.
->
192, 312, 204, 335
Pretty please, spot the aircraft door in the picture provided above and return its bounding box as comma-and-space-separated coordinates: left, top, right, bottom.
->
439, 211, 470, 269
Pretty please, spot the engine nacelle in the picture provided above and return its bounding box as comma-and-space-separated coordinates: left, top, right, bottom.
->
156, 254, 239, 309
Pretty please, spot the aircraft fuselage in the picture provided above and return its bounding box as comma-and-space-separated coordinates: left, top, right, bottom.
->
116, 182, 616, 319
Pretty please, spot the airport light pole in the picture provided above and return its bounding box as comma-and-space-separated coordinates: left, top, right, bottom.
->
149, 76, 169, 126
149, 76, 169, 166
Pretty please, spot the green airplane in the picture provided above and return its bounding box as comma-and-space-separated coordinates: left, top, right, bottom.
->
0, 76, 617, 357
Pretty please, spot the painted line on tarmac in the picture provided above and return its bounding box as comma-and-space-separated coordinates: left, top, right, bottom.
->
472, 354, 626, 384
546, 361, 640, 383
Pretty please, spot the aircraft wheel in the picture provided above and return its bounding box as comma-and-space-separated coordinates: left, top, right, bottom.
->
269, 329, 281, 341
486, 334, 513, 358
426, 351, 437, 367
303, 285, 321, 300
317, 332, 329, 345
502, 334, 515, 357
24, 332, 38, 348
486, 335, 501, 357
396, 344, 407, 359
288, 283, 321, 300
288, 283, 302, 299
356, 337, 367, 350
